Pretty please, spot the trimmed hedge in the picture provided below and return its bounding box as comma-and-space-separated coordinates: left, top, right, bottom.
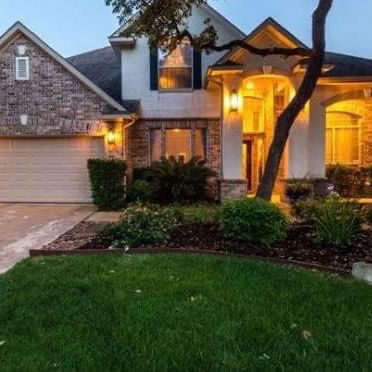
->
87, 159, 127, 211
221, 198, 289, 246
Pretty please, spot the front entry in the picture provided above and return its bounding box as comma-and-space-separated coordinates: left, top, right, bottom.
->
242, 136, 265, 193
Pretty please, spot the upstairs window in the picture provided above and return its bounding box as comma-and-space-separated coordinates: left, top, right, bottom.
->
158, 38, 193, 90
326, 112, 361, 165
15, 57, 30, 81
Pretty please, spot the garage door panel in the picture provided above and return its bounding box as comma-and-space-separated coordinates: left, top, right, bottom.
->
0, 137, 105, 202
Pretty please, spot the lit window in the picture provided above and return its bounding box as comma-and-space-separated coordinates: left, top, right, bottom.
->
15, 57, 30, 80
166, 129, 191, 161
158, 38, 193, 90
326, 112, 361, 165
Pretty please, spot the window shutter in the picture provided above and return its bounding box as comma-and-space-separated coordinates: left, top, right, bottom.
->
193, 49, 202, 90
149, 47, 158, 90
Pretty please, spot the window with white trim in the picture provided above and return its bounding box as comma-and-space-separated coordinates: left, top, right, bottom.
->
158, 38, 193, 90
326, 112, 361, 165
15, 57, 30, 80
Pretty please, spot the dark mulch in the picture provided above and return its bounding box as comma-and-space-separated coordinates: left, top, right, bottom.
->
43, 221, 372, 273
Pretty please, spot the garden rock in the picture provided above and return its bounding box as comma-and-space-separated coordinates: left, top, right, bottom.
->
352, 262, 372, 285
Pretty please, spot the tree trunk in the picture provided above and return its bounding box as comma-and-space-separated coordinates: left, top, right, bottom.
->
256, 0, 333, 201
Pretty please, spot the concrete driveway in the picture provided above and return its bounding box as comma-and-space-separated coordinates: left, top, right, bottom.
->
0, 204, 95, 274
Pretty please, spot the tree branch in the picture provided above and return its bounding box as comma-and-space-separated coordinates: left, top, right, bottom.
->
177, 29, 312, 58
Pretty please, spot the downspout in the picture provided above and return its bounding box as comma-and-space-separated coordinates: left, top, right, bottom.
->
121, 114, 137, 160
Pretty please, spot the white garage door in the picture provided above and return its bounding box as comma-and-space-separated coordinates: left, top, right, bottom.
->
0, 137, 105, 203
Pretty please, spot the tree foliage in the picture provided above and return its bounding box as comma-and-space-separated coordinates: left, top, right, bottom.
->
106, 0, 334, 200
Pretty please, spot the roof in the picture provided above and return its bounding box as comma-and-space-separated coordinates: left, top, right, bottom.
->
322, 52, 372, 78
68, 47, 122, 104
0, 22, 130, 115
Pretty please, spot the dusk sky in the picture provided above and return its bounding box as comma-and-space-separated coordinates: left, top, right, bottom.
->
0, 0, 371, 58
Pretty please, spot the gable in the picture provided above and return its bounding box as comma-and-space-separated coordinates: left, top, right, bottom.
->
0, 22, 129, 114
216, 18, 307, 65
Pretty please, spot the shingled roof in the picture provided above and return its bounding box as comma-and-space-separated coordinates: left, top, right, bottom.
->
322, 52, 372, 77
67, 47, 122, 103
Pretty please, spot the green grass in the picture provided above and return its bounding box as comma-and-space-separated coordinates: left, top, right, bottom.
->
0, 255, 371, 371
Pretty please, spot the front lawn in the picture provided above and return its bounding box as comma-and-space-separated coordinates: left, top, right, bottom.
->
0, 255, 371, 371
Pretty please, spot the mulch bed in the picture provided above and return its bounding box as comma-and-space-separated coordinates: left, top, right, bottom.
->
40, 221, 372, 274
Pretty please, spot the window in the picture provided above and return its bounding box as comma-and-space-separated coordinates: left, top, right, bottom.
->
16, 57, 30, 80
166, 129, 191, 161
194, 129, 207, 160
158, 38, 193, 90
150, 128, 207, 163
326, 112, 361, 165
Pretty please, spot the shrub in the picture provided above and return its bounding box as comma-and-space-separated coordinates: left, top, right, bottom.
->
291, 199, 323, 221
221, 198, 289, 246
285, 179, 313, 203
314, 199, 361, 246
107, 203, 179, 248
137, 157, 216, 204
361, 205, 372, 224
174, 204, 221, 224
127, 180, 154, 203
87, 159, 127, 211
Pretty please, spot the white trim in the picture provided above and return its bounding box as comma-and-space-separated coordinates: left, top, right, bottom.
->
15, 56, 29, 80
0, 22, 127, 113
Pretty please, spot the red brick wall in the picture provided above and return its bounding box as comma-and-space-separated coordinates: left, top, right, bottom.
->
126, 119, 222, 176
0, 33, 111, 136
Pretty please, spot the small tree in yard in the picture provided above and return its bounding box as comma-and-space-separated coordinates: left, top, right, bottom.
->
106, 0, 334, 201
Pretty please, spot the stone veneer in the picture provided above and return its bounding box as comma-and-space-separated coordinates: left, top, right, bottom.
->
221, 180, 248, 200
126, 119, 222, 176
0, 33, 111, 137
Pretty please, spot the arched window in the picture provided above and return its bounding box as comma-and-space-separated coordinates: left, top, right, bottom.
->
326, 111, 361, 165
158, 38, 193, 90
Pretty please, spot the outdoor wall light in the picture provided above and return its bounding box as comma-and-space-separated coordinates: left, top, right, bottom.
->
263, 65, 273, 74
230, 89, 239, 112
107, 129, 116, 145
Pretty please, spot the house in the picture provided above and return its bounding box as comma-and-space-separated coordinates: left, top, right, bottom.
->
1, 4, 372, 203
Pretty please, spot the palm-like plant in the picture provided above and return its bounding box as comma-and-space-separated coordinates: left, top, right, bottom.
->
141, 157, 216, 204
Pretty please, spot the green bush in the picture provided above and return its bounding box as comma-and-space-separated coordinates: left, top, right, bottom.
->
174, 204, 221, 224
221, 198, 289, 246
87, 159, 127, 211
127, 180, 154, 203
285, 179, 313, 203
137, 157, 216, 204
314, 199, 361, 246
291, 199, 325, 221
107, 203, 179, 248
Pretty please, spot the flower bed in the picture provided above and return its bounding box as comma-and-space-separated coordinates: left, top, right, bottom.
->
41, 220, 372, 274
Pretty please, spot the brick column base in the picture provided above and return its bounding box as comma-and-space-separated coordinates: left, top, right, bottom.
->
221, 179, 248, 200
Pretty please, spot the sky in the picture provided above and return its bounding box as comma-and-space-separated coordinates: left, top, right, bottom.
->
0, 0, 371, 58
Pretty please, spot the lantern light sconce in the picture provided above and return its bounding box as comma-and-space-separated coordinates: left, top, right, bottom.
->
20, 114, 28, 126
107, 128, 116, 145
230, 89, 239, 112
363, 88, 372, 99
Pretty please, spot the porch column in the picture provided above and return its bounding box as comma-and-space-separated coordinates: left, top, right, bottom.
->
288, 109, 310, 179
221, 76, 247, 199
308, 98, 326, 178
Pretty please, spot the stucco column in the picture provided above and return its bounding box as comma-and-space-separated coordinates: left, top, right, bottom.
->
308, 98, 326, 178
222, 76, 243, 180
220, 76, 248, 200
288, 109, 310, 179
